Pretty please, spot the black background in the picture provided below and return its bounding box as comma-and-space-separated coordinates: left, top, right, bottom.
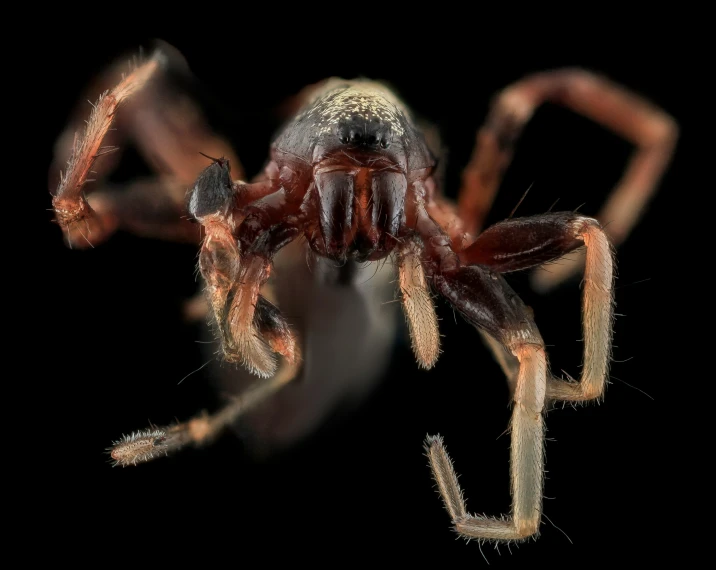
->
39, 17, 692, 566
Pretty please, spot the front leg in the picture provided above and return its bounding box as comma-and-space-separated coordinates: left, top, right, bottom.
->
189, 158, 304, 376
407, 200, 547, 540
413, 204, 614, 541
430, 262, 549, 541
460, 212, 615, 401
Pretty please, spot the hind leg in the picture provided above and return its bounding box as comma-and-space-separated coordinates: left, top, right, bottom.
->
457, 68, 677, 290
50, 45, 243, 248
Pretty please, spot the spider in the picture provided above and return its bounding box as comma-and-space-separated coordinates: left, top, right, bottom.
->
49, 44, 677, 547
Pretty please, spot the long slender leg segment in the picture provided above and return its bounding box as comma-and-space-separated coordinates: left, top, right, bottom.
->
428, 345, 547, 541
51, 45, 244, 248
109, 361, 300, 467
479, 330, 520, 397
407, 198, 548, 541
456, 212, 615, 401
429, 263, 548, 541
51, 55, 162, 245
458, 69, 677, 287
83, 179, 202, 244
546, 219, 614, 402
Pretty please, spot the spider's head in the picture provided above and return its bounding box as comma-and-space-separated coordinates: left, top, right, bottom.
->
273, 79, 434, 174
310, 82, 408, 169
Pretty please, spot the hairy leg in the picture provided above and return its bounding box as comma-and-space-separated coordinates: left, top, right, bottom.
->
109, 360, 301, 466
412, 201, 614, 541
406, 198, 548, 540
458, 68, 677, 289
50, 45, 243, 248
420, 195, 518, 389
427, 343, 547, 541
188, 158, 305, 376
458, 212, 615, 401
430, 263, 548, 541
397, 240, 441, 369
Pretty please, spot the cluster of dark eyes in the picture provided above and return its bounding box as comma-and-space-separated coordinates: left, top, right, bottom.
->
338, 131, 391, 148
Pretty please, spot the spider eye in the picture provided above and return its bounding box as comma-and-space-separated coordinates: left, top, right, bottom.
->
336, 117, 392, 149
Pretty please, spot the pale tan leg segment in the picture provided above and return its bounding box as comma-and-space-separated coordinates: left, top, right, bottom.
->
427, 344, 547, 542
109, 361, 299, 467
398, 242, 441, 369
547, 219, 614, 402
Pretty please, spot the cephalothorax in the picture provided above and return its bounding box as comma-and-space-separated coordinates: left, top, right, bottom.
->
50, 46, 677, 546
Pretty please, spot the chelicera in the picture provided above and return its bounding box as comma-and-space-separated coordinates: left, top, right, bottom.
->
49, 45, 677, 545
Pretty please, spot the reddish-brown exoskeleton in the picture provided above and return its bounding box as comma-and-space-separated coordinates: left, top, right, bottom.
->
50, 46, 677, 545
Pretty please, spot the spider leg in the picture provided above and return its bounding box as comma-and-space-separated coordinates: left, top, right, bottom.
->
429, 262, 548, 542
413, 202, 614, 541
182, 270, 283, 323
406, 199, 545, 540
421, 194, 519, 390
424, 195, 470, 251
83, 179, 202, 244
111, 158, 306, 465
427, 344, 546, 542
50, 44, 243, 248
433, 208, 615, 399
108, 360, 301, 467
189, 159, 305, 376
459, 212, 615, 401
458, 68, 677, 290
479, 331, 520, 397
